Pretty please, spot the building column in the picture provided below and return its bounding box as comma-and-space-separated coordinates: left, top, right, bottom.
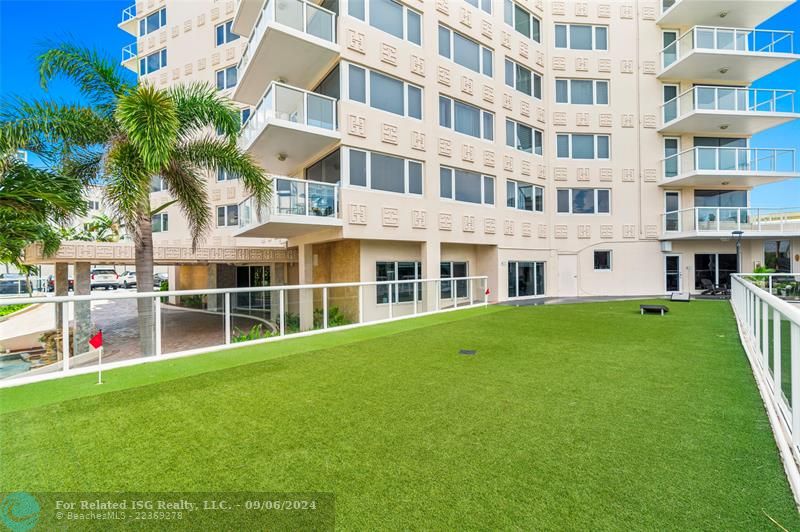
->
73, 262, 92, 356
421, 241, 441, 312
53, 263, 69, 359
298, 245, 314, 331
475, 245, 499, 302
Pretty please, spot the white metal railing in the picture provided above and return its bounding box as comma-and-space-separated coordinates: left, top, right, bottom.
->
240, 82, 338, 148
121, 3, 136, 24
0, 277, 488, 388
662, 26, 795, 67
662, 86, 796, 124
662, 147, 796, 179
238, 0, 337, 77
662, 207, 800, 234
239, 176, 340, 229
121, 42, 137, 63
730, 274, 800, 501
742, 273, 800, 300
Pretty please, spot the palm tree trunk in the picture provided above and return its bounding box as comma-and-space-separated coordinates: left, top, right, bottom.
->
135, 211, 156, 356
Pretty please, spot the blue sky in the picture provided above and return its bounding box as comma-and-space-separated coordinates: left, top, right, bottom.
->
1, 0, 798, 207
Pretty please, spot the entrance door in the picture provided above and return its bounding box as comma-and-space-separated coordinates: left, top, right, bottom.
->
665, 255, 681, 293
557, 255, 578, 297
664, 191, 681, 232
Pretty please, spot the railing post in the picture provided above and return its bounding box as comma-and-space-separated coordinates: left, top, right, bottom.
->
413, 281, 418, 315
791, 323, 800, 445
435, 281, 440, 312
774, 310, 782, 397
483, 279, 488, 307
388, 283, 394, 319
323, 287, 328, 329
769, 276, 773, 294
762, 301, 770, 368
358, 285, 364, 323
62, 301, 70, 372
224, 292, 231, 344
755, 291, 761, 347
154, 297, 162, 356
279, 289, 285, 336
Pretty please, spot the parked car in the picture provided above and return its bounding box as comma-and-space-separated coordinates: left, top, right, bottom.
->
154, 272, 168, 289
90, 268, 119, 290
0, 274, 28, 295
119, 271, 137, 288
46, 275, 74, 292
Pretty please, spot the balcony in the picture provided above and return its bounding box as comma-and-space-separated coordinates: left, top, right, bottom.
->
232, 0, 265, 37
236, 176, 342, 238
240, 82, 339, 175
660, 27, 798, 83
660, 86, 798, 135
121, 43, 137, 72
661, 147, 798, 186
233, 0, 339, 105
119, 4, 137, 35
662, 207, 800, 238
658, 0, 793, 28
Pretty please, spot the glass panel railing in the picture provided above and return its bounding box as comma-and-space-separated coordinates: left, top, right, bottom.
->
662, 27, 795, 67
238, 177, 339, 229
121, 4, 135, 23
662, 87, 796, 124
663, 208, 800, 234
661, 148, 796, 178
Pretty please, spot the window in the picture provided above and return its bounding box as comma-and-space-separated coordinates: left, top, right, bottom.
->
555, 24, 608, 50
465, 0, 491, 14
555, 79, 608, 105
664, 137, 680, 178
152, 212, 168, 233
594, 251, 612, 271
347, 64, 422, 119
87, 200, 100, 211
764, 241, 791, 273
693, 190, 747, 207
241, 108, 251, 126
506, 180, 544, 212
440, 167, 494, 205
376, 261, 422, 304
217, 168, 238, 181
557, 189, 611, 214
694, 253, 737, 290
506, 119, 543, 155
215, 66, 237, 90
348, 0, 422, 45
347, 148, 423, 195
504, 0, 540, 42
139, 48, 167, 75
508, 261, 545, 298
439, 96, 493, 140
505, 59, 542, 99
215, 20, 239, 46
441, 262, 469, 299
216, 204, 239, 227
150, 176, 165, 192
439, 25, 493, 77
556, 134, 610, 159
139, 7, 166, 36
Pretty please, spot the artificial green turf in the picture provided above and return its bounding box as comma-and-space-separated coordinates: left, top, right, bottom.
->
1, 300, 798, 530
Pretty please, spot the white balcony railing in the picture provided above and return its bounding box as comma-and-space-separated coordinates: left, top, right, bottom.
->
662, 147, 796, 179
238, 0, 337, 76
662, 207, 800, 234
121, 42, 137, 64
662, 26, 795, 68
121, 4, 136, 24
240, 82, 337, 148
239, 176, 340, 229
662, 86, 796, 124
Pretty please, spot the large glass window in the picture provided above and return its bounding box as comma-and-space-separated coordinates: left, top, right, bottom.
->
216, 204, 239, 227
151, 212, 168, 232
441, 262, 469, 299
305, 149, 341, 184
506, 180, 544, 212
349, 0, 422, 45
504, 0, 540, 42
555, 24, 608, 50
506, 119, 543, 155
440, 167, 494, 205
764, 241, 791, 273
217, 168, 238, 182
465, 0, 492, 13
439, 25, 493, 77
347, 64, 422, 119
347, 148, 423, 196
376, 262, 422, 304
556, 134, 610, 159
439, 96, 493, 140
508, 261, 545, 298
215, 66, 237, 90
555, 79, 608, 105
139, 7, 166, 36
694, 253, 737, 290
505, 59, 542, 99
215, 20, 239, 46
139, 49, 167, 75
557, 189, 611, 214
693, 190, 747, 207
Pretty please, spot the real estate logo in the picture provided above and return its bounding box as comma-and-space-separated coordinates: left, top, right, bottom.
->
0, 492, 40, 532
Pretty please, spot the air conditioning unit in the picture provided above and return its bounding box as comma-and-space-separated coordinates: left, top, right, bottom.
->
660, 241, 673, 252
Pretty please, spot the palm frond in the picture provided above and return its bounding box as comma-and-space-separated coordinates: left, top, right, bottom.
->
167, 82, 241, 142
116, 85, 179, 174
161, 161, 211, 249
0, 158, 87, 223
103, 140, 151, 243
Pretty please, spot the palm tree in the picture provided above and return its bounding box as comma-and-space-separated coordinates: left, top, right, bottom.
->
0, 43, 271, 355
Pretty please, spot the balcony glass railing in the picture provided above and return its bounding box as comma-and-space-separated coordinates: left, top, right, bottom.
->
663, 207, 800, 234
662, 27, 795, 68
240, 82, 337, 147
121, 4, 136, 24
239, 176, 340, 229
121, 43, 137, 63
662, 147, 796, 178
662, 86, 795, 124
238, 0, 337, 76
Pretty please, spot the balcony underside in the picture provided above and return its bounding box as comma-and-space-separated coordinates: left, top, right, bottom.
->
121, 56, 138, 73
659, 110, 799, 135
657, 0, 793, 27
118, 18, 137, 36
243, 120, 340, 176
232, 0, 266, 38
660, 170, 800, 187
236, 216, 342, 238
662, 229, 800, 240
233, 25, 339, 105
659, 51, 798, 83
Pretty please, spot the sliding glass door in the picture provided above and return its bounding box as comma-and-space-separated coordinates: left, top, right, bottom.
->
508, 261, 546, 298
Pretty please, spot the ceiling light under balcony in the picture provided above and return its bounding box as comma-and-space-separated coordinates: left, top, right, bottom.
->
277, 153, 287, 162
721, 181, 730, 185
720, 124, 729, 130
718, 10, 728, 18
719, 67, 729, 75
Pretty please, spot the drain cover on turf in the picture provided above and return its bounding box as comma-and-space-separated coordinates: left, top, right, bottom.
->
459, 349, 476, 355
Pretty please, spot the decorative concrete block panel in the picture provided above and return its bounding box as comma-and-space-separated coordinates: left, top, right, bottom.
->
483, 150, 495, 167
380, 43, 398, 66
459, 6, 472, 27
522, 222, 532, 237
620, 4, 634, 18
462, 215, 475, 232
411, 131, 426, 151
484, 218, 496, 234
643, 168, 658, 182
437, 66, 451, 86
504, 219, 514, 236
538, 224, 548, 238
537, 164, 547, 180
382, 207, 399, 227
502, 93, 513, 110
521, 160, 531, 176
623, 224, 636, 238
554, 167, 568, 181
554, 225, 568, 239
436, 0, 448, 14
577, 168, 590, 181
599, 113, 613, 127
349, 204, 367, 225
482, 84, 494, 103
519, 41, 529, 59
576, 113, 589, 126
347, 29, 365, 53
461, 76, 474, 95
439, 212, 453, 231
621, 114, 635, 128
576, 57, 589, 71
552, 56, 566, 70
600, 168, 613, 182
598, 58, 612, 72
411, 55, 425, 76
381, 123, 399, 144
501, 31, 511, 49
600, 224, 613, 239
412, 209, 427, 229
503, 155, 513, 172
577, 225, 591, 239
643, 60, 657, 75
645, 225, 658, 238
462, 144, 475, 163
521, 100, 530, 117
438, 138, 452, 157
598, 3, 611, 17
622, 169, 636, 182
552, 1, 565, 15
347, 114, 367, 137
481, 20, 492, 39
553, 112, 567, 126
643, 114, 657, 128
621, 59, 634, 74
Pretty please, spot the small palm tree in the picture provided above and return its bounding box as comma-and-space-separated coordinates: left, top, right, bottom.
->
0, 43, 271, 355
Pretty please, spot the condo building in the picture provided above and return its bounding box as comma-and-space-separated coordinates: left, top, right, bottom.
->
117, 0, 800, 316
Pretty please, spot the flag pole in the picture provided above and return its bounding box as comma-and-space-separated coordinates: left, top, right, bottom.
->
97, 345, 103, 385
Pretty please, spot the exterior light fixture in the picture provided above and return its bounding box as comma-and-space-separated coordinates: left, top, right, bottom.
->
720, 124, 729, 130
732, 230, 744, 274
277, 153, 287, 162
719, 67, 729, 74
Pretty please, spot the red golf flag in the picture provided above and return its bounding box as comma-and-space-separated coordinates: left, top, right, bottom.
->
88, 330, 103, 349
485, 288, 491, 295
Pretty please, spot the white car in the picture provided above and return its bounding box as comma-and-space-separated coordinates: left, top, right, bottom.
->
90, 268, 119, 290
119, 271, 137, 288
